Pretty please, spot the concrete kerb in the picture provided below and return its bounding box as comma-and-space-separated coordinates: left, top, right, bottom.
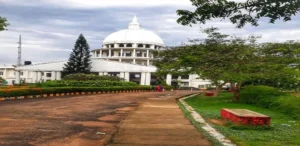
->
179, 94, 236, 146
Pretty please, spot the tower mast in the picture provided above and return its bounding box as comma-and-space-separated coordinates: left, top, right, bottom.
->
17, 35, 22, 66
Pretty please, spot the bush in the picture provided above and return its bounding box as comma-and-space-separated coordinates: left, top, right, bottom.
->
240, 85, 300, 119
34, 80, 137, 87
0, 86, 152, 97
274, 95, 300, 119
240, 85, 283, 107
0, 88, 43, 97
63, 73, 123, 81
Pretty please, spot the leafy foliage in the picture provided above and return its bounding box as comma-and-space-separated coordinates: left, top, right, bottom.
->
185, 93, 300, 145
240, 85, 283, 106
177, 0, 300, 28
63, 34, 91, 75
34, 80, 137, 87
154, 28, 300, 101
0, 77, 6, 84
0, 86, 153, 97
0, 16, 9, 31
63, 73, 123, 81
240, 85, 300, 119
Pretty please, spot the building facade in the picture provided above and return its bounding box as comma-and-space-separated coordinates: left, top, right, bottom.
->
14, 16, 212, 88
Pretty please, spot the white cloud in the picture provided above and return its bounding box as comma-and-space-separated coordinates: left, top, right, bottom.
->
2, 0, 193, 9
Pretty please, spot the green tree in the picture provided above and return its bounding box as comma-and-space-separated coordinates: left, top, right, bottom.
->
177, 0, 300, 28
0, 16, 9, 31
155, 28, 258, 100
63, 34, 91, 75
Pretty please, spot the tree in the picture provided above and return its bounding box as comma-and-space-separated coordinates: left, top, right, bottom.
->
154, 28, 258, 100
0, 16, 9, 31
63, 34, 91, 75
177, 0, 300, 28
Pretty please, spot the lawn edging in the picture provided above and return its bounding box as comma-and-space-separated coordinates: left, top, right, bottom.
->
179, 94, 236, 146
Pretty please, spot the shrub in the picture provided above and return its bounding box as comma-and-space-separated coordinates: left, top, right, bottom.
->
0, 88, 43, 97
34, 80, 137, 87
0, 86, 152, 97
240, 85, 283, 108
63, 73, 123, 81
274, 95, 300, 119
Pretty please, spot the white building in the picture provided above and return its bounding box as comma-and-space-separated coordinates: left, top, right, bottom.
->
0, 65, 15, 85
14, 16, 212, 88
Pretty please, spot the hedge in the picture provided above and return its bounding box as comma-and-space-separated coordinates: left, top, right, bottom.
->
240, 85, 300, 119
63, 73, 123, 81
0, 86, 153, 97
34, 80, 137, 87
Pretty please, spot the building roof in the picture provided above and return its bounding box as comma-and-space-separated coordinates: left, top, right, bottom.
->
103, 16, 164, 46
0, 65, 15, 69
15, 59, 157, 72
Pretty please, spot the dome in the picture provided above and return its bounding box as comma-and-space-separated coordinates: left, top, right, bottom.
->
103, 16, 164, 46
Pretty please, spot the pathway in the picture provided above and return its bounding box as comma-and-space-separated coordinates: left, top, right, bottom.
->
107, 91, 212, 146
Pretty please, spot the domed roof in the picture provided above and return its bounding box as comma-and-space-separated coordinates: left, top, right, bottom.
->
103, 16, 164, 46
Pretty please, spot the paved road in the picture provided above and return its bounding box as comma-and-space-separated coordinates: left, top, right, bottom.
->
108, 91, 212, 146
0, 92, 175, 146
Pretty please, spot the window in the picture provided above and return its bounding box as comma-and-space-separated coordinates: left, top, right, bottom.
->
46, 73, 51, 77
0, 72, 3, 75
119, 44, 124, 47
125, 52, 132, 57
108, 72, 120, 77
126, 44, 133, 47
110, 44, 114, 48
136, 51, 142, 57
181, 82, 189, 87
145, 44, 150, 48
138, 44, 143, 48
181, 75, 189, 80
199, 85, 206, 88
172, 76, 179, 80
21, 72, 24, 76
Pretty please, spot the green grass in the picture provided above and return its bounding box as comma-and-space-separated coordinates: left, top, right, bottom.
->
185, 93, 300, 146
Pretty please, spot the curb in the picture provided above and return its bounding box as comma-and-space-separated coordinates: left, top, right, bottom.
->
179, 94, 236, 146
0, 90, 160, 102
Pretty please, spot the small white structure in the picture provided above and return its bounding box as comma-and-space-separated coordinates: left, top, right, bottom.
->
0, 65, 16, 85
14, 16, 212, 88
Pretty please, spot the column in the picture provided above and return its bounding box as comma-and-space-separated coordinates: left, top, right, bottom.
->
15, 71, 20, 84
3, 69, 7, 79
124, 72, 130, 82
120, 72, 125, 80
51, 71, 56, 81
109, 49, 112, 57
25, 71, 29, 83
147, 49, 149, 58
166, 74, 172, 85
103, 72, 108, 76
32, 71, 37, 83
133, 49, 136, 57
145, 72, 151, 85
140, 72, 146, 85
56, 71, 62, 80
119, 59, 122, 62
100, 50, 102, 57
133, 59, 136, 64
94, 51, 97, 57
188, 75, 193, 87
37, 72, 42, 83
147, 60, 150, 66
120, 49, 123, 57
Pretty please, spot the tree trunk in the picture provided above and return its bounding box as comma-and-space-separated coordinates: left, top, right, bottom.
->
213, 86, 220, 97
231, 83, 241, 102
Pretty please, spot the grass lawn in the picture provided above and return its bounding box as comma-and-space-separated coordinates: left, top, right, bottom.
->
184, 92, 300, 146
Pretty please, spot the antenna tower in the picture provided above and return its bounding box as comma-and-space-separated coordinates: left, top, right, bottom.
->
17, 35, 22, 66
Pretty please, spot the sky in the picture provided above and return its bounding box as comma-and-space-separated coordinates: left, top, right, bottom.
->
1, 0, 300, 65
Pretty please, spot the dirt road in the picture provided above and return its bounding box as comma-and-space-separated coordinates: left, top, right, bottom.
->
0, 91, 197, 146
